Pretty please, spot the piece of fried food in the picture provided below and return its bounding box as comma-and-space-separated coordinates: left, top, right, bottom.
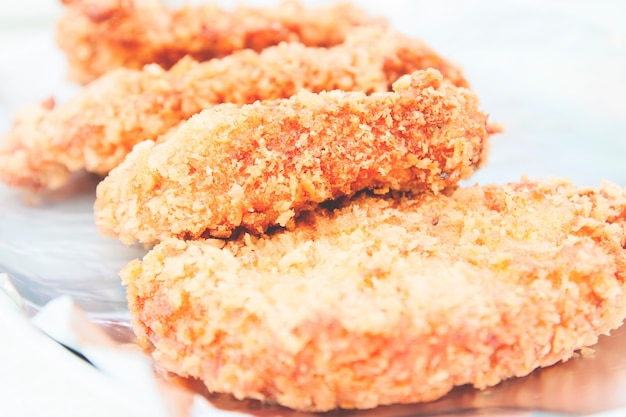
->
121, 178, 626, 411
57, 0, 383, 84
94, 69, 491, 244
0, 27, 469, 192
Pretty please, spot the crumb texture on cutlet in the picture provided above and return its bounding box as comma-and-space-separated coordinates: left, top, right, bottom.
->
57, 0, 382, 84
0, 26, 468, 192
95, 69, 491, 244
122, 178, 626, 411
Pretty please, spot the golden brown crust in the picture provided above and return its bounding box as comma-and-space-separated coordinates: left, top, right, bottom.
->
122, 178, 626, 411
94, 69, 491, 244
0, 27, 468, 191
57, 0, 384, 84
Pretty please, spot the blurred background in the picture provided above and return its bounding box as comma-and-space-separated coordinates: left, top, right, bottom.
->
1, 0, 625, 186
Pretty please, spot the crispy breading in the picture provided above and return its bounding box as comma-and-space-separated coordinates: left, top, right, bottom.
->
94, 69, 491, 244
122, 179, 626, 411
0, 27, 469, 191
57, 0, 383, 84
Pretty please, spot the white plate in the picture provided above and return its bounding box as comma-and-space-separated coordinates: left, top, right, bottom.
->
1, 1, 626, 416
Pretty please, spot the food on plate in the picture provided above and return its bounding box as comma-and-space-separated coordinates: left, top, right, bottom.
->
94, 69, 492, 244
0, 26, 469, 191
57, 0, 383, 84
122, 178, 626, 411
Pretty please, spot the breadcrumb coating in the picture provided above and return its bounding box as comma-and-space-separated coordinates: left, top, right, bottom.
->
0, 26, 468, 191
95, 69, 491, 244
122, 178, 626, 411
57, 0, 383, 84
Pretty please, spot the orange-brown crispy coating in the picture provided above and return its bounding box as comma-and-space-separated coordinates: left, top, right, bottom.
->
94, 69, 491, 244
122, 179, 626, 411
57, 0, 383, 84
0, 27, 469, 191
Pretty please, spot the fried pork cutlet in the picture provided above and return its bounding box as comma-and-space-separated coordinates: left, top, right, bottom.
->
122, 179, 626, 412
95, 69, 491, 244
57, 0, 383, 84
0, 27, 469, 192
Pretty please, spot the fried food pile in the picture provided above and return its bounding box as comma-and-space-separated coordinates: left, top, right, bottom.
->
2, 0, 625, 413
0, 26, 468, 191
123, 180, 626, 411
94, 69, 489, 244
